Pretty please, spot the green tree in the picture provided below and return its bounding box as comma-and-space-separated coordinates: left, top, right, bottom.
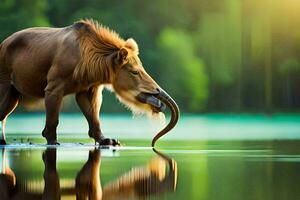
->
156, 28, 209, 112
0, 0, 49, 41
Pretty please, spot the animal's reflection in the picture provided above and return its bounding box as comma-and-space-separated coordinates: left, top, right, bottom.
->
0, 147, 177, 200
0, 149, 16, 199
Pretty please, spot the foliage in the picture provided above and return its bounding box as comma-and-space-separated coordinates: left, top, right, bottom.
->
157, 28, 208, 112
0, 0, 300, 113
0, 0, 49, 39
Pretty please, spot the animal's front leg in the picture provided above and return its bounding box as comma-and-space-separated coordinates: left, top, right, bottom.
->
76, 86, 120, 146
42, 91, 63, 145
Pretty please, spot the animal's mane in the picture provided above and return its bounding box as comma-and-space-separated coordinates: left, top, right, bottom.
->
73, 19, 139, 84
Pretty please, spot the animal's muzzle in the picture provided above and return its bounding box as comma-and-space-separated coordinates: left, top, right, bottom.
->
136, 89, 166, 112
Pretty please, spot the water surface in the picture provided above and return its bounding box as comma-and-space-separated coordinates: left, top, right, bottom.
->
0, 140, 299, 200
1, 114, 299, 199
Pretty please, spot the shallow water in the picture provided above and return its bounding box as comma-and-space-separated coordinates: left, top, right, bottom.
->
0, 140, 299, 200
1, 114, 300, 199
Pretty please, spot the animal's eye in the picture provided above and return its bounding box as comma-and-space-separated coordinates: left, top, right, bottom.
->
130, 70, 139, 75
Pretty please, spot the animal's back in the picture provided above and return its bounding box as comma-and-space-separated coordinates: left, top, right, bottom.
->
1, 27, 62, 66
0, 26, 78, 97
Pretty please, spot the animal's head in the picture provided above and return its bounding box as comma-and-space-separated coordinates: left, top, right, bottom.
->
110, 39, 166, 116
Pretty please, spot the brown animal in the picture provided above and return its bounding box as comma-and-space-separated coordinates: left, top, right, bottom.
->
0, 19, 179, 145
0, 147, 177, 200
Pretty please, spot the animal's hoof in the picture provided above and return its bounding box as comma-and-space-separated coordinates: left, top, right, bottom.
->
0, 139, 7, 145
47, 141, 60, 145
98, 138, 121, 146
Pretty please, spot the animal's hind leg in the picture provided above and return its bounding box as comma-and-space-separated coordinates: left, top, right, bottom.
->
0, 83, 20, 145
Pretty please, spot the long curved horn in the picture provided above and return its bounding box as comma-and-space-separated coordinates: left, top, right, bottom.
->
152, 89, 179, 147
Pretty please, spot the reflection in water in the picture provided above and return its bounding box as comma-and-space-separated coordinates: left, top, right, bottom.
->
0, 149, 16, 199
43, 148, 60, 199
0, 147, 177, 200
103, 148, 177, 200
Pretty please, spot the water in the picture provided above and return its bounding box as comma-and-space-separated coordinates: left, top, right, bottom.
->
0, 114, 300, 199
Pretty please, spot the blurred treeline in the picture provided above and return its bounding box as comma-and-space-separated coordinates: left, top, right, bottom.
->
0, 0, 300, 113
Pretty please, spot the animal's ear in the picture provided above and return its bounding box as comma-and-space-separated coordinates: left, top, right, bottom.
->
116, 48, 128, 64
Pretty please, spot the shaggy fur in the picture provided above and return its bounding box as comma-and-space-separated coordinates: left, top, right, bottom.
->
73, 20, 139, 84
73, 20, 152, 116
